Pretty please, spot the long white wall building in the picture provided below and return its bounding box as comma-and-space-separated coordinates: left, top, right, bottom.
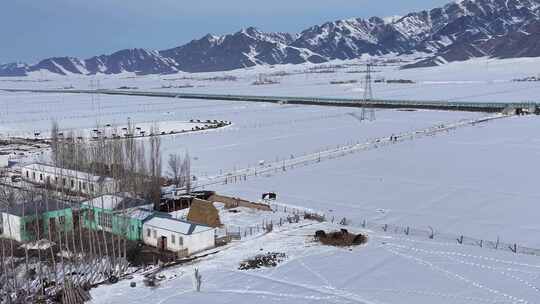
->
21, 163, 115, 196
143, 215, 215, 256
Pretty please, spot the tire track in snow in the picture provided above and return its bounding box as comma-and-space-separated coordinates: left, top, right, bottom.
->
298, 260, 333, 288
443, 255, 540, 293
234, 270, 377, 304
384, 243, 540, 270
352, 288, 514, 304
209, 289, 336, 302
383, 245, 529, 304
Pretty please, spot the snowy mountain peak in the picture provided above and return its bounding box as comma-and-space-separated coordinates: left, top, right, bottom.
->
2, 0, 540, 76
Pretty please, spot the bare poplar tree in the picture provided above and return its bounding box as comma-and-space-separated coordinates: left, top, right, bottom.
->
148, 125, 162, 208
51, 120, 60, 166
181, 152, 192, 193
167, 153, 182, 187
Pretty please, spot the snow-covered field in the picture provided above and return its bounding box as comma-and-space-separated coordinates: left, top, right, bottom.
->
1, 57, 540, 303
2, 56, 540, 102
90, 221, 540, 304
212, 115, 540, 247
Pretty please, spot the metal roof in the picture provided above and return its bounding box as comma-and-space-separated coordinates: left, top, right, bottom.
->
144, 214, 213, 235
4, 199, 71, 217
23, 163, 114, 184
81, 195, 151, 211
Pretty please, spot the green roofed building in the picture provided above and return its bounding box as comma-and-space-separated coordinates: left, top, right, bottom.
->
81, 195, 153, 241
0, 199, 73, 242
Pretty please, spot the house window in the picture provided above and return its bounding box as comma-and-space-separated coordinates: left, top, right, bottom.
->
90, 184, 95, 192
153, 230, 157, 239
98, 212, 112, 229
58, 216, 66, 225
39, 174, 43, 181
26, 171, 29, 178
62, 178, 66, 186
55, 177, 58, 184
32, 172, 36, 180
71, 180, 75, 188
171, 234, 176, 244
178, 236, 183, 246
82, 182, 86, 191
147, 228, 151, 237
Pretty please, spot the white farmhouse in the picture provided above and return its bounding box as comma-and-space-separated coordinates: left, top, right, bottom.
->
143, 214, 215, 257
21, 163, 115, 196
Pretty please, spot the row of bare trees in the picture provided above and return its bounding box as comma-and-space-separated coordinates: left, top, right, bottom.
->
50, 120, 163, 207
167, 152, 192, 193
0, 119, 195, 302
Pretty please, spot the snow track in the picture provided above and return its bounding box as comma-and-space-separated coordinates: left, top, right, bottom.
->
383, 245, 529, 303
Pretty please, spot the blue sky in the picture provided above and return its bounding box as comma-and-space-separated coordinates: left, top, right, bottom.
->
1, 0, 450, 63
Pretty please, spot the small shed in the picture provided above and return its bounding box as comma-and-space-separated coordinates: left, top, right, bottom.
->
143, 214, 215, 256
81, 195, 153, 241
0, 199, 73, 242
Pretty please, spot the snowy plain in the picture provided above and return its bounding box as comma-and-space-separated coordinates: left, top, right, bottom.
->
2, 56, 540, 102
1, 56, 540, 303
90, 221, 540, 304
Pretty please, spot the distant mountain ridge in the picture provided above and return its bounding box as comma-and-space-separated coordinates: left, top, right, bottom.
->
2, 0, 540, 76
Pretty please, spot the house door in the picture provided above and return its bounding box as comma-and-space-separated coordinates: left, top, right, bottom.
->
160, 236, 167, 251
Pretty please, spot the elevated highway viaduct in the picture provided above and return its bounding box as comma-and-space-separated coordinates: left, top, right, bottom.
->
3, 88, 539, 114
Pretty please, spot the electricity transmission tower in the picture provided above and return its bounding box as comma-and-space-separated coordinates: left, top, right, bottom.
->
361, 63, 376, 121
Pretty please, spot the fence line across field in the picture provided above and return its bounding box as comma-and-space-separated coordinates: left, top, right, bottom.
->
196, 114, 509, 190
257, 203, 540, 258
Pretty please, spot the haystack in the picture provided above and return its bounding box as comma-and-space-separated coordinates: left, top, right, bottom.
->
186, 199, 222, 227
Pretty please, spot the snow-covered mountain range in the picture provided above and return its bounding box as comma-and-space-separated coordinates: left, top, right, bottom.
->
2, 0, 540, 76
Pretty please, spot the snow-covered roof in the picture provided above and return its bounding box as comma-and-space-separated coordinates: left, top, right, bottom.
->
168, 208, 189, 220
124, 208, 154, 221
144, 215, 213, 235
82, 195, 151, 211
23, 163, 114, 183
7, 199, 71, 216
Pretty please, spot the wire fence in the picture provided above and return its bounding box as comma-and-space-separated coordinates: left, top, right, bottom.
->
265, 203, 540, 258
220, 211, 306, 240
196, 114, 509, 190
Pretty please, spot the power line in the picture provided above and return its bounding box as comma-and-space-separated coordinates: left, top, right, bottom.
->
361, 63, 376, 122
